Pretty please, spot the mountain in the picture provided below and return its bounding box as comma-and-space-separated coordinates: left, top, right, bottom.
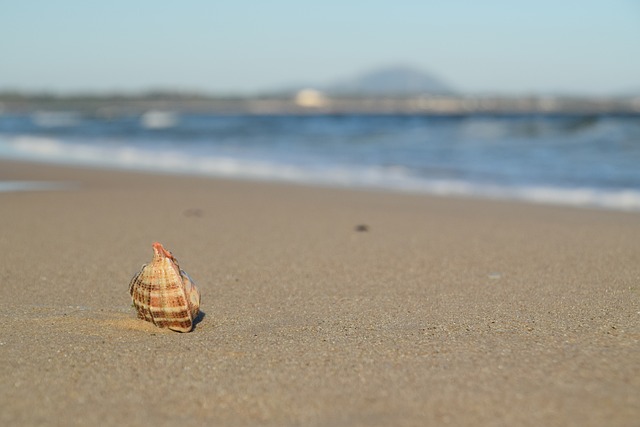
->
323, 65, 454, 96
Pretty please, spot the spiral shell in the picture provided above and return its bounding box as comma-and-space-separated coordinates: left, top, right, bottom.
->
129, 242, 201, 332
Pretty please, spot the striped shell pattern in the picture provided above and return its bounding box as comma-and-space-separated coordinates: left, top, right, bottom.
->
129, 242, 201, 332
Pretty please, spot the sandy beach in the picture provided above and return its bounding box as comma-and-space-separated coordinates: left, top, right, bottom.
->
0, 160, 638, 426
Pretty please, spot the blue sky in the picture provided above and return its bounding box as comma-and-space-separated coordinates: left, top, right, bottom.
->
1, 1, 639, 95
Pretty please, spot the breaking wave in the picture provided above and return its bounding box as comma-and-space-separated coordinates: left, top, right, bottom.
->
2, 134, 640, 212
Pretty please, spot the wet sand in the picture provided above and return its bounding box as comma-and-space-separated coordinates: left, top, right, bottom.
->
1, 160, 639, 426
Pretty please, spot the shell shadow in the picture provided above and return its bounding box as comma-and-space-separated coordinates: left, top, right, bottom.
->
192, 310, 206, 330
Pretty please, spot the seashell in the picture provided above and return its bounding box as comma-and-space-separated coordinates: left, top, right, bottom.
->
129, 242, 201, 332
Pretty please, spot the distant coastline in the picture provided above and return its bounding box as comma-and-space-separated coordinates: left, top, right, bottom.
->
2, 66, 638, 115
1, 91, 639, 115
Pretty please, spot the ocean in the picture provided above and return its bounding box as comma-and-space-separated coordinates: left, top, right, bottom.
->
1, 110, 639, 211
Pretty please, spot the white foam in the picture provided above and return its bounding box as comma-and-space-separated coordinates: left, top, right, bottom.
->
140, 111, 178, 129
2, 135, 640, 212
13, 135, 66, 156
414, 181, 640, 212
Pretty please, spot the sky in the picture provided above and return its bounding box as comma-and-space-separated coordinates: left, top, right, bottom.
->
1, 1, 639, 95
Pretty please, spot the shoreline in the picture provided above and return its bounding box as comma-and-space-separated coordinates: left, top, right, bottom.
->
1, 156, 639, 214
1, 159, 639, 426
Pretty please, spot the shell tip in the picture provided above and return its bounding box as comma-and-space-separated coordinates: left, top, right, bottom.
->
152, 242, 174, 259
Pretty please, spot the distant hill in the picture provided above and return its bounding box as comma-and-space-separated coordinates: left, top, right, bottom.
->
324, 65, 454, 96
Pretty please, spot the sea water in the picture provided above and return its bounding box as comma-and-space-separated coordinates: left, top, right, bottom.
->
0, 111, 639, 211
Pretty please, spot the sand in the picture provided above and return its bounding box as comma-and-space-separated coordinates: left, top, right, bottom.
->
0, 160, 639, 427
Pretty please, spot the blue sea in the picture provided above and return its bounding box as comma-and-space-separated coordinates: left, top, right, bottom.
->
1, 110, 639, 211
